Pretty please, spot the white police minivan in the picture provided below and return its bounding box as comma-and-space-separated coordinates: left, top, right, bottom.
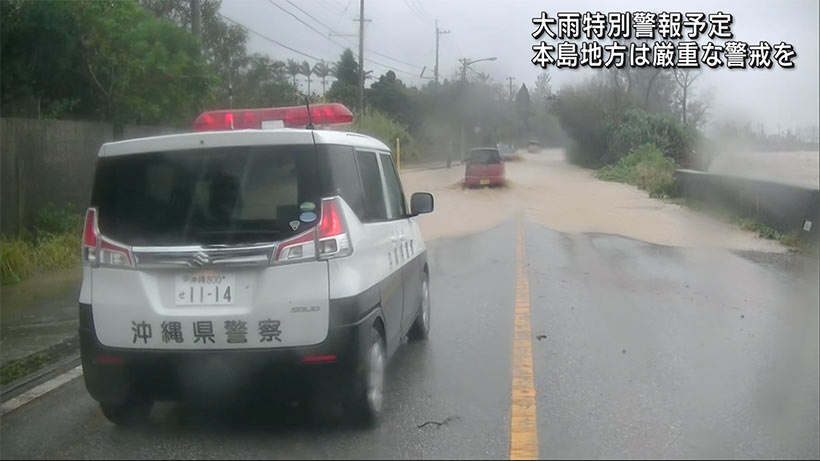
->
79, 103, 434, 425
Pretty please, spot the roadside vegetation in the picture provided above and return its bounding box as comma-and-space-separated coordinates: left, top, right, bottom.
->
1, 203, 82, 285
597, 143, 678, 198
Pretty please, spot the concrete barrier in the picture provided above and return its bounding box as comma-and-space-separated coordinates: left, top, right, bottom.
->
676, 169, 820, 239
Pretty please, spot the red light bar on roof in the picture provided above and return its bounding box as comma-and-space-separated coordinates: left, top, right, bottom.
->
193, 103, 354, 131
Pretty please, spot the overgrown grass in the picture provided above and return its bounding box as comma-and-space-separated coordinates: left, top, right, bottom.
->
597, 143, 678, 198
1, 203, 82, 285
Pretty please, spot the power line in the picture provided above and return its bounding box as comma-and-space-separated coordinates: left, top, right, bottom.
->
218, 12, 322, 61
294, 0, 426, 70
401, 0, 425, 23
222, 8, 425, 84
268, 0, 424, 73
283, 0, 337, 33
315, 0, 343, 15
266, 0, 338, 44
411, 0, 432, 23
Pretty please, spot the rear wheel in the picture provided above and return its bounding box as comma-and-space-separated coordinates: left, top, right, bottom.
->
100, 398, 153, 426
345, 326, 385, 426
407, 276, 430, 341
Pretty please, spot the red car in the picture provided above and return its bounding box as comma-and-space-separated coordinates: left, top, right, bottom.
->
464, 147, 505, 188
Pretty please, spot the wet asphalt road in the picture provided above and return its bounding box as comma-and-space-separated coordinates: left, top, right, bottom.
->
1, 219, 818, 459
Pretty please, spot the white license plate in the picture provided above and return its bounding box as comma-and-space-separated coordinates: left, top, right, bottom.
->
176, 272, 235, 306
480, 179, 490, 185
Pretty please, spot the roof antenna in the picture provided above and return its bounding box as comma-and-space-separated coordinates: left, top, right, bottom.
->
304, 96, 315, 130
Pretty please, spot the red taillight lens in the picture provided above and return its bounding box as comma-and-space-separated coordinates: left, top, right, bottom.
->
83, 208, 98, 248
193, 104, 354, 131
318, 199, 344, 238
317, 198, 352, 259
82, 207, 133, 267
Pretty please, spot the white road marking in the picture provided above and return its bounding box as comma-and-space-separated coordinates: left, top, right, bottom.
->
1, 365, 83, 416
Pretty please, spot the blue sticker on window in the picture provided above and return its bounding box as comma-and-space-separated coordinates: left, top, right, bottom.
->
300, 211, 317, 223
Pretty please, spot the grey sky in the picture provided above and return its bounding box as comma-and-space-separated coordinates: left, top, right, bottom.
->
220, 0, 819, 132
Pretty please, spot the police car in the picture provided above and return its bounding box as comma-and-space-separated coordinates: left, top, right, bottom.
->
79, 103, 434, 425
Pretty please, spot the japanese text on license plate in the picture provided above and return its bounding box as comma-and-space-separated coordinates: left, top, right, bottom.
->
176, 273, 235, 305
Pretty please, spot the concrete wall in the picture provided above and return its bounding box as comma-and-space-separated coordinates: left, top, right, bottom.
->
677, 169, 820, 239
1, 118, 181, 236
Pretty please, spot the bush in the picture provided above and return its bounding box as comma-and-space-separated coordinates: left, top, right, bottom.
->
1, 238, 36, 284
606, 109, 696, 166
2, 202, 82, 284
34, 202, 83, 236
554, 80, 697, 168
1, 232, 80, 285
597, 143, 678, 198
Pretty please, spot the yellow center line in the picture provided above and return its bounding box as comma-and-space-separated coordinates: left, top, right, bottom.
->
510, 215, 539, 460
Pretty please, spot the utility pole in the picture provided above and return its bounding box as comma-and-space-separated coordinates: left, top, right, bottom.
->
458, 58, 468, 161
434, 20, 450, 84
356, 0, 365, 114
506, 76, 516, 101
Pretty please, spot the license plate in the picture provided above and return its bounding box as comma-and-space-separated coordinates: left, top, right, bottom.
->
176, 272, 235, 306
480, 179, 490, 185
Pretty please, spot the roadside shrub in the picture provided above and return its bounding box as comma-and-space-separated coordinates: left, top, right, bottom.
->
597, 143, 678, 198
1, 203, 81, 284
34, 202, 83, 237
606, 109, 696, 166
1, 238, 36, 284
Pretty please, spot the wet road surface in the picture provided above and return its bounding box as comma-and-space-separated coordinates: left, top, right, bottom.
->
1, 219, 818, 459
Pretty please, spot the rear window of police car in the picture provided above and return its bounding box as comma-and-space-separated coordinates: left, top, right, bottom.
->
92, 145, 321, 246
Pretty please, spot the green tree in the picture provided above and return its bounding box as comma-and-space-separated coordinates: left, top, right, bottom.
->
1, 0, 97, 118
1, 0, 212, 126
77, 1, 212, 126
139, 0, 250, 105
230, 54, 300, 108
299, 60, 313, 96
326, 49, 359, 110
366, 71, 416, 129
312, 60, 332, 96
515, 83, 533, 141
286, 59, 301, 87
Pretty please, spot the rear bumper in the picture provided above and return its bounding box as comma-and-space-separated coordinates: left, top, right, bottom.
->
79, 303, 377, 404
464, 175, 505, 187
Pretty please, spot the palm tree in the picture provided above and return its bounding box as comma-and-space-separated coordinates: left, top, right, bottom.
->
312, 60, 331, 96
299, 61, 312, 96
475, 72, 492, 84
286, 59, 301, 87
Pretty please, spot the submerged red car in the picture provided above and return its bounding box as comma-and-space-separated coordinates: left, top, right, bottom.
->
464, 147, 505, 187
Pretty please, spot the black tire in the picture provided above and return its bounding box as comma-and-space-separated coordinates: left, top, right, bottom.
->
100, 399, 153, 426
345, 326, 385, 426
407, 275, 430, 341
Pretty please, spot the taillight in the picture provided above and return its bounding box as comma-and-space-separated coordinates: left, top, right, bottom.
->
271, 197, 352, 265
316, 197, 352, 260
82, 208, 133, 268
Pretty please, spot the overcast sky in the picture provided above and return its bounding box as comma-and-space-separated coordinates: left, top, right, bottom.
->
220, 0, 819, 133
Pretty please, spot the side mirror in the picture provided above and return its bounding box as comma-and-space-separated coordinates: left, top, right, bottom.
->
410, 192, 434, 216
